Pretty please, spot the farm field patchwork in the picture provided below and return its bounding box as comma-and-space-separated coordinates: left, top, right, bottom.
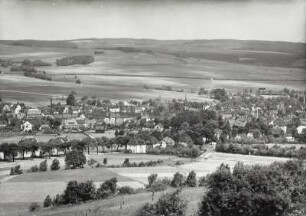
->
0, 151, 290, 206
0, 39, 305, 104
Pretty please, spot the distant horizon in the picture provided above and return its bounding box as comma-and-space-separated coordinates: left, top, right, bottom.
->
0, 0, 305, 43
1, 38, 305, 44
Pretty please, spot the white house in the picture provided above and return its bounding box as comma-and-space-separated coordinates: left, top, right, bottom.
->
286, 136, 295, 142
63, 119, 79, 130
160, 137, 175, 148
297, 125, 306, 134
14, 105, 21, 115
27, 108, 42, 119
109, 108, 120, 113
126, 144, 147, 153
22, 121, 33, 132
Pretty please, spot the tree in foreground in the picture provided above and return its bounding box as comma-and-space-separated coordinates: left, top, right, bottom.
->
65, 150, 86, 169
198, 161, 305, 216
138, 189, 187, 216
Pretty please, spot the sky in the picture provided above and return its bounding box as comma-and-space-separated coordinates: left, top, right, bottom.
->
0, 0, 305, 42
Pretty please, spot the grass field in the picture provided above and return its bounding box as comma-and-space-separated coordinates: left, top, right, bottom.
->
0, 39, 305, 104
0, 150, 291, 215
0, 187, 205, 216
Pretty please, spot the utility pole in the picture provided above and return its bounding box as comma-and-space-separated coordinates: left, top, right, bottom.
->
50, 97, 53, 114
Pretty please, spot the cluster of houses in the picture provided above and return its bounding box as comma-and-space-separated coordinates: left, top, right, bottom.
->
1, 87, 306, 145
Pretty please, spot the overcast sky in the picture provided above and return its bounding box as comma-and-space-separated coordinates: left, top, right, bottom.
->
0, 0, 305, 42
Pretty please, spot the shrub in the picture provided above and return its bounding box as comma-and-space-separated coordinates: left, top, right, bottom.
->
138, 189, 187, 216
95, 162, 103, 168
161, 177, 172, 186
103, 158, 108, 165
52, 194, 64, 206
185, 170, 197, 187
62, 180, 81, 204
123, 149, 133, 154
29, 165, 39, 172
96, 177, 117, 199
43, 195, 52, 208
175, 160, 185, 166
123, 158, 130, 167
29, 202, 41, 212
149, 180, 167, 192
10, 165, 22, 175
198, 176, 207, 187
171, 172, 185, 188
78, 180, 97, 202
65, 150, 86, 169
51, 159, 60, 171
87, 158, 97, 167
61, 180, 96, 204
39, 160, 47, 172
118, 186, 134, 195
147, 174, 158, 188
76, 79, 81, 84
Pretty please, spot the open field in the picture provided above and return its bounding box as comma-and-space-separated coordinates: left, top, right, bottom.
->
0, 187, 205, 216
0, 39, 305, 104
0, 151, 289, 211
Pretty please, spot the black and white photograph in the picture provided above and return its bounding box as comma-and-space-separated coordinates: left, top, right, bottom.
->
0, 0, 305, 215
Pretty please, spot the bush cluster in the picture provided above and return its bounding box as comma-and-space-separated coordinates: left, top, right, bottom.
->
198, 161, 306, 216
87, 158, 98, 167
146, 171, 198, 191
43, 177, 117, 207
122, 158, 163, 167
118, 186, 134, 195
24, 71, 52, 81
56, 55, 94, 66
147, 145, 201, 158
28, 160, 48, 173
10, 65, 37, 73
138, 189, 187, 216
216, 143, 306, 158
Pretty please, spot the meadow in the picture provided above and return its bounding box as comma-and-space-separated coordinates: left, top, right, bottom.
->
0, 151, 289, 214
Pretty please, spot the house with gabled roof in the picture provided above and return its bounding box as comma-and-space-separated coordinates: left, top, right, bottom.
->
63, 119, 79, 131
27, 108, 42, 119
